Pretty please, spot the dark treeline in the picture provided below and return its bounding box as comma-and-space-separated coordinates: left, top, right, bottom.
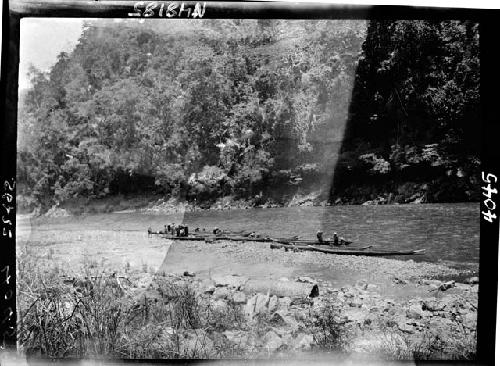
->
17, 19, 480, 212
332, 20, 480, 204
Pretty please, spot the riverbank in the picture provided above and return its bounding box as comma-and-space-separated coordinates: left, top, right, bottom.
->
17, 208, 478, 360
22, 186, 468, 219
17, 235, 477, 360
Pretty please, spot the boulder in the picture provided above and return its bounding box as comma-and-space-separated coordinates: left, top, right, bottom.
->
245, 279, 319, 298
422, 299, 445, 312
270, 311, 300, 331
263, 330, 283, 350
268, 295, 279, 313
183, 271, 196, 277
213, 287, 230, 300
406, 304, 424, 320
232, 291, 247, 304
462, 312, 477, 329
293, 333, 314, 350
422, 279, 443, 287
439, 280, 456, 291
244, 293, 269, 319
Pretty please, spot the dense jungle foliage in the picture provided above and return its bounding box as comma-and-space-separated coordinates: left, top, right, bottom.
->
17, 19, 480, 211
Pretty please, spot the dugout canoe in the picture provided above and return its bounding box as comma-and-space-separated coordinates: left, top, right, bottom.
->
269, 242, 425, 256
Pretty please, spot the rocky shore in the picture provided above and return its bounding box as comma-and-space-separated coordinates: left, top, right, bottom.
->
17, 212, 479, 360
125, 268, 477, 359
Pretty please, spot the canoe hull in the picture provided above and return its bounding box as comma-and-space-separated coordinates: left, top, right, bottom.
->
269, 243, 424, 256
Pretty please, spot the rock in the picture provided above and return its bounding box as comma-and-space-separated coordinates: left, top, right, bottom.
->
198, 279, 216, 294
163, 327, 175, 336
297, 276, 317, 285
268, 295, 279, 313
204, 285, 216, 295
422, 299, 445, 312
465, 276, 479, 285
232, 291, 247, 304
461, 312, 477, 329
439, 280, 456, 291
398, 322, 415, 334
278, 297, 292, 311
213, 287, 230, 300
349, 299, 363, 308
364, 313, 379, 326
422, 279, 443, 287
345, 309, 367, 324
211, 299, 228, 311
293, 333, 314, 350
223, 330, 248, 345
244, 293, 269, 319
212, 274, 248, 289
406, 304, 424, 320
386, 319, 398, 328
245, 279, 319, 298
183, 271, 196, 277
342, 288, 356, 298
263, 330, 283, 350
270, 311, 287, 326
271, 311, 300, 331
393, 277, 407, 285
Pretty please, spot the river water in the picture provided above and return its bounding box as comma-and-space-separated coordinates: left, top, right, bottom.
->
30, 203, 480, 270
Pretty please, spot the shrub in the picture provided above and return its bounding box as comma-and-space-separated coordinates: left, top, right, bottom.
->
311, 300, 349, 351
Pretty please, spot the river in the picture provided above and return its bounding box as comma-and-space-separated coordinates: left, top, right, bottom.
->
26, 202, 480, 270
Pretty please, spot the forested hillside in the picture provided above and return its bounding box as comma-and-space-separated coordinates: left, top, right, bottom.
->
17, 19, 480, 212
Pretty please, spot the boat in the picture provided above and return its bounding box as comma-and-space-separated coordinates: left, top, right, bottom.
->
269, 242, 426, 256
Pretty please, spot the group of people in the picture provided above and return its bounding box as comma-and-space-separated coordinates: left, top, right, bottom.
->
316, 231, 352, 246
147, 224, 189, 237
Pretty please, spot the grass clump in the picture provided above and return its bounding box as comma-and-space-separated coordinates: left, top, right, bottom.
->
17, 250, 245, 359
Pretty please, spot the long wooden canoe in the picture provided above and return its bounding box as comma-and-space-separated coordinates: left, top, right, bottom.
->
269, 242, 425, 256
156, 233, 346, 244
154, 232, 423, 256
